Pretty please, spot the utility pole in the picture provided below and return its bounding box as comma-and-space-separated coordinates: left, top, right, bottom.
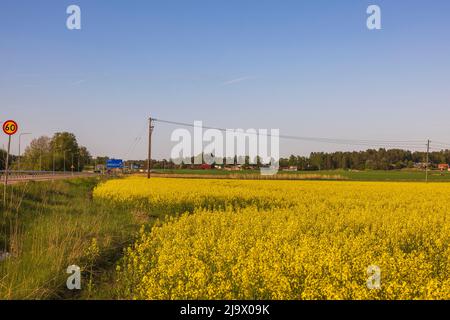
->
147, 117, 154, 179
426, 139, 430, 183
39, 149, 42, 172
63, 150, 67, 173
52, 143, 56, 175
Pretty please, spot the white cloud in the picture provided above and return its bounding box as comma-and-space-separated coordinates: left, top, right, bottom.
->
72, 79, 86, 86
222, 76, 255, 86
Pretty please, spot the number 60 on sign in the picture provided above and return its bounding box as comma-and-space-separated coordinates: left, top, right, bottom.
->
3, 120, 18, 135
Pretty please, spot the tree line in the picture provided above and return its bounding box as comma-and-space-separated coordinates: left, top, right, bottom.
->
279, 149, 450, 171
0, 132, 92, 171
3, 144, 450, 172
142, 148, 450, 171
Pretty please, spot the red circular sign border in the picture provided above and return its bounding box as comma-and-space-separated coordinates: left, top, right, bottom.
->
3, 120, 19, 135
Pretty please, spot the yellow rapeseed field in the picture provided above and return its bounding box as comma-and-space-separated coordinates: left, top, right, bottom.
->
94, 177, 450, 300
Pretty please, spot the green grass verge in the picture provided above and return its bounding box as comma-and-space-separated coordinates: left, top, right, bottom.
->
0, 178, 146, 300
152, 169, 450, 182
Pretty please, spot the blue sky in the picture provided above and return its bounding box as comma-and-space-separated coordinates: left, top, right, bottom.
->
1, 0, 450, 159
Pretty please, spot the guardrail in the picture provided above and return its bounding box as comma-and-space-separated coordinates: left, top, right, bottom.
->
0, 171, 99, 182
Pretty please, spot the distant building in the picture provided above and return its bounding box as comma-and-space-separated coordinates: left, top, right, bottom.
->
282, 166, 298, 172
224, 165, 242, 171
438, 164, 449, 171
414, 162, 429, 169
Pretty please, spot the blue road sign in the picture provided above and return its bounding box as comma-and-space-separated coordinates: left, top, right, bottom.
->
106, 159, 123, 169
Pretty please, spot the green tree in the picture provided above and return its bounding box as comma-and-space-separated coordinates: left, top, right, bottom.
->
21, 136, 52, 171
0, 148, 7, 170
75, 146, 91, 171
50, 132, 79, 172
20, 132, 91, 172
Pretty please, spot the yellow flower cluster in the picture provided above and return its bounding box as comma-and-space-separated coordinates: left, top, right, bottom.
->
94, 177, 450, 299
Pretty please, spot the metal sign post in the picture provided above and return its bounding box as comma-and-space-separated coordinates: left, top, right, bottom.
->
3, 135, 11, 204
2, 120, 18, 206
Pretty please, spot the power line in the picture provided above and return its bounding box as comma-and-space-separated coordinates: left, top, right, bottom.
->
152, 118, 429, 149
429, 147, 450, 152
430, 141, 450, 149
146, 117, 450, 183
123, 122, 148, 160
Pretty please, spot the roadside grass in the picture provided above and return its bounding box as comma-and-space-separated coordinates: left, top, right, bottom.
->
0, 178, 144, 300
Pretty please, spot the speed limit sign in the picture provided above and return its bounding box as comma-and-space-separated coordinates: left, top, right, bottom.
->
3, 120, 18, 135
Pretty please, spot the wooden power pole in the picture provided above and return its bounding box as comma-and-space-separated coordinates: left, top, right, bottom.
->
147, 117, 154, 179
426, 139, 430, 183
